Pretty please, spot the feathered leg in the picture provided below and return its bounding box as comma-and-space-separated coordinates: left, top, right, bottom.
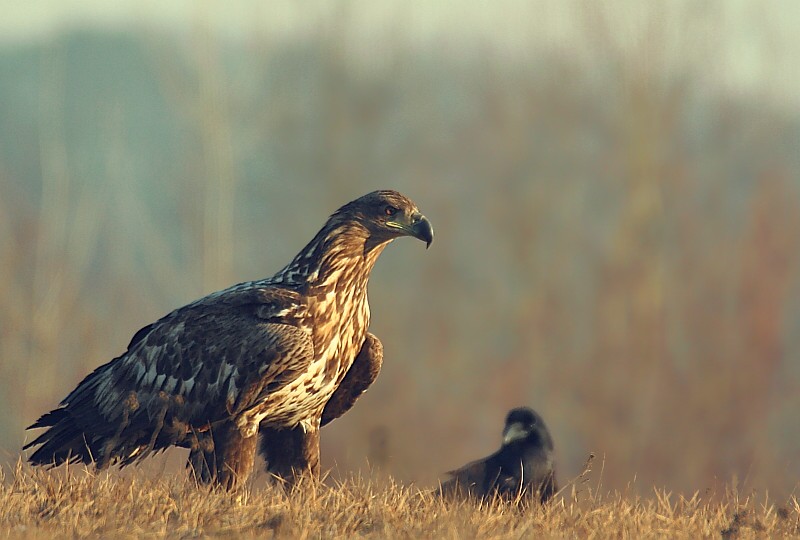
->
189, 422, 257, 490
259, 424, 320, 485
216, 428, 258, 490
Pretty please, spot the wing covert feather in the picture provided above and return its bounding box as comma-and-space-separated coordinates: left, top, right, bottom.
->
74, 285, 313, 430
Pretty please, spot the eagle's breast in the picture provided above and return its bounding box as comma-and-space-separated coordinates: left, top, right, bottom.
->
238, 243, 381, 432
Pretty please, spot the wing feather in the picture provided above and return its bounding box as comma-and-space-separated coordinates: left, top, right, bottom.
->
438, 451, 502, 497
25, 284, 315, 467
320, 332, 383, 426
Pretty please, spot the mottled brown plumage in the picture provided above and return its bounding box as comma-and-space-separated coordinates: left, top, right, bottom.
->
439, 407, 558, 504
25, 190, 432, 490
258, 332, 383, 482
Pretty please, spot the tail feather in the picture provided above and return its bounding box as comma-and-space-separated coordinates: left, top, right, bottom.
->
24, 408, 97, 466
25, 360, 205, 470
25, 401, 195, 469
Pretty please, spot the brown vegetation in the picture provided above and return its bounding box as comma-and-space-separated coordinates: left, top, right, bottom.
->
0, 462, 797, 539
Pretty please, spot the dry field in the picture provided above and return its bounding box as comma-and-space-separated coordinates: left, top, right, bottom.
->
0, 460, 797, 539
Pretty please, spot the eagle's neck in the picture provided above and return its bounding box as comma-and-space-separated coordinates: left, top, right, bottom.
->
276, 219, 390, 395
276, 220, 390, 300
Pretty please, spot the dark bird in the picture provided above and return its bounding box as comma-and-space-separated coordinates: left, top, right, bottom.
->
439, 407, 557, 504
24, 190, 433, 490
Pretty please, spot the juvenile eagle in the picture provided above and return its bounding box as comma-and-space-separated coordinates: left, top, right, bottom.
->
25, 190, 433, 489
439, 407, 557, 503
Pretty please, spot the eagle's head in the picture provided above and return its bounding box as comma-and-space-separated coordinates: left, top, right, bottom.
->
501, 407, 553, 450
335, 190, 434, 249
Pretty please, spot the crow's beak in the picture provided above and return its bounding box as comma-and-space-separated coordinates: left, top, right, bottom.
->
502, 422, 530, 445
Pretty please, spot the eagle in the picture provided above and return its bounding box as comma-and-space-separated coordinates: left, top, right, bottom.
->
24, 190, 433, 490
439, 407, 558, 504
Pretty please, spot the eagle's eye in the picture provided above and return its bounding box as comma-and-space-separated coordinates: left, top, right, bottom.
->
383, 205, 398, 217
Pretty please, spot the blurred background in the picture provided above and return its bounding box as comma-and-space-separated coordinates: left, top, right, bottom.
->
1, 1, 799, 496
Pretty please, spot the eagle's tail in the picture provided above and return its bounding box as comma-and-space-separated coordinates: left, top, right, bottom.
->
25, 388, 192, 469
23, 408, 98, 467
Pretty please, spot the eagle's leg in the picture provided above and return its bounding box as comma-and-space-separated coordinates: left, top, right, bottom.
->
260, 423, 320, 485
195, 422, 257, 490
217, 423, 258, 490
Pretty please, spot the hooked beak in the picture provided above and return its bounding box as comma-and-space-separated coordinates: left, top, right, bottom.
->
388, 212, 434, 248
410, 214, 434, 248
502, 422, 530, 445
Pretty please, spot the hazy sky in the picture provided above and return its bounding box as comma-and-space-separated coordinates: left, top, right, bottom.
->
2, 0, 798, 111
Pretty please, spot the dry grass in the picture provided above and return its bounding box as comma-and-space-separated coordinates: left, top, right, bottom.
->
0, 461, 797, 539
